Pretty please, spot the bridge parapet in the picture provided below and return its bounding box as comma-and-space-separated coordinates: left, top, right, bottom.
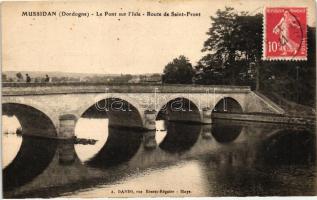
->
2, 83, 251, 96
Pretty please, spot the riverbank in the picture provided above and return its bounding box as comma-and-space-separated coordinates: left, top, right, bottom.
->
212, 112, 316, 126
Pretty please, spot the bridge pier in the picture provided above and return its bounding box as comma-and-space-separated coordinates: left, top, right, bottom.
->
201, 107, 212, 124
58, 114, 77, 139
144, 110, 156, 130
143, 131, 157, 149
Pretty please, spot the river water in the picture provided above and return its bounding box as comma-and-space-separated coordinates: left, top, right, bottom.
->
2, 115, 316, 197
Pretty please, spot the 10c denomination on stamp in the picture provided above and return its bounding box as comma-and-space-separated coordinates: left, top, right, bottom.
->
263, 7, 307, 60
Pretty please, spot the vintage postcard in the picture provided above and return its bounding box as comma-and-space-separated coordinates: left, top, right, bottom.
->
1, 0, 316, 198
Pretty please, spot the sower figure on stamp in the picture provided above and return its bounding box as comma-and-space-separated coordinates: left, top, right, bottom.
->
273, 10, 301, 55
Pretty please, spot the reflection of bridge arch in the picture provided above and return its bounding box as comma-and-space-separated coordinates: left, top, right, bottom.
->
2, 103, 57, 137
86, 127, 143, 168
159, 122, 201, 153
213, 97, 244, 113
211, 122, 243, 143
3, 136, 58, 191
78, 97, 144, 129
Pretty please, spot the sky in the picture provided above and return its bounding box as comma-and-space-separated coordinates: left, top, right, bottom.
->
1, 0, 316, 74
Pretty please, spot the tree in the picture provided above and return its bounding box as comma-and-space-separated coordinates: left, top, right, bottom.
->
16, 72, 23, 81
2, 74, 7, 82
162, 55, 194, 84
200, 7, 262, 87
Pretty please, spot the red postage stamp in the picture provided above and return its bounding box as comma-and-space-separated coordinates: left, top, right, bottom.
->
263, 7, 307, 60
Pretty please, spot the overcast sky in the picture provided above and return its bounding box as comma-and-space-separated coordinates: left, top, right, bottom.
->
2, 0, 316, 74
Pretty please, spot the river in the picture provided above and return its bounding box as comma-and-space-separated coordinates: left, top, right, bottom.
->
2, 115, 316, 197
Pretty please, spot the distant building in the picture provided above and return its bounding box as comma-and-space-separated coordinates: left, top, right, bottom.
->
128, 76, 141, 83
141, 74, 162, 84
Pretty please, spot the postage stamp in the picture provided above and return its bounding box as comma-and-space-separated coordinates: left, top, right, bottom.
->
263, 7, 307, 60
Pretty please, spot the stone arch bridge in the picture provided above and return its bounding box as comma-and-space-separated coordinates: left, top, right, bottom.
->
2, 83, 284, 139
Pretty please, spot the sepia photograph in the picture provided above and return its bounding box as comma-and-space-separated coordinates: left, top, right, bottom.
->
1, 0, 316, 198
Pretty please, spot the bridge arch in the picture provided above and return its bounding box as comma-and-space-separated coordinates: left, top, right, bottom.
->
212, 96, 244, 113
156, 96, 202, 123
2, 103, 57, 137
77, 96, 144, 129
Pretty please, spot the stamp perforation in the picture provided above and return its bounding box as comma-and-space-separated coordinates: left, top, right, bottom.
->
262, 7, 308, 61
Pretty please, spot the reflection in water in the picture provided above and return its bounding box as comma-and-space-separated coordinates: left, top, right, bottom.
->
155, 120, 168, 144
2, 117, 316, 197
86, 127, 143, 168
74, 118, 108, 162
2, 115, 22, 168
159, 122, 201, 153
59, 140, 77, 165
2, 116, 23, 168
2, 111, 58, 191
201, 126, 212, 139
202, 128, 316, 196
64, 161, 209, 198
3, 136, 58, 191
2, 115, 21, 134
75, 119, 168, 162
75, 117, 143, 168
2, 134, 23, 168
260, 130, 316, 165
211, 123, 242, 143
